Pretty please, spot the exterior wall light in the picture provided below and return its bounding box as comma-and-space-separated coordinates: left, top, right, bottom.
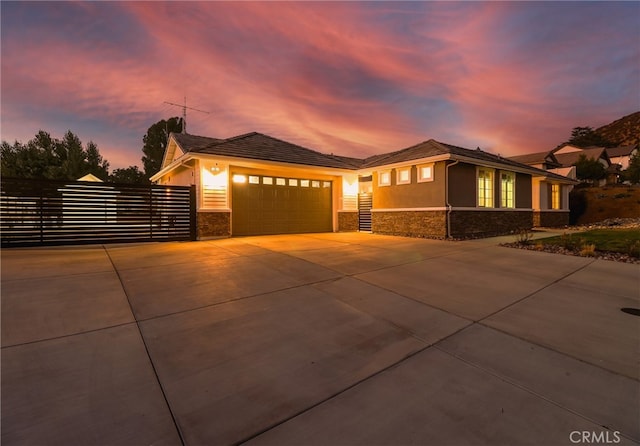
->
211, 163, 221, 173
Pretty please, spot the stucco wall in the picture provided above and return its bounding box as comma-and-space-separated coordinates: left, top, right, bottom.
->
197, 211, 231, 238
372, 162, 446, 209
372, 211, 447, 239
447, 162, 477, 207
515, 173, 532, 208
533, 211, 569, 228
337, 211, 358, 232
449, 210, 533, 238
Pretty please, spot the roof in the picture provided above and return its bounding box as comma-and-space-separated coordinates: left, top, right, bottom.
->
360, 139, 570, 180
606, 145, 637, 158
166, 132, 575, 183
508, 151, 560, 167
174, 132, 357, 170
553, 147, 609, 167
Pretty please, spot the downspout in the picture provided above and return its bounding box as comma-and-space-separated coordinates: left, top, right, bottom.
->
445, 159, 460, 239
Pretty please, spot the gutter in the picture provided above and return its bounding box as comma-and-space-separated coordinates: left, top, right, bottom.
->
445, 159, 460, 239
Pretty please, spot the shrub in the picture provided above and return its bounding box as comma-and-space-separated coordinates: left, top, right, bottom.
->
579, 244, 596, 257
515, 228, 533, 245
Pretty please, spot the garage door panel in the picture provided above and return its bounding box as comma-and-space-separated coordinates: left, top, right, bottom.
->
232, 175, 332, 236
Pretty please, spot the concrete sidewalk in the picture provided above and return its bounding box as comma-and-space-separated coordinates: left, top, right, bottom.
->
2, 233, 638, 445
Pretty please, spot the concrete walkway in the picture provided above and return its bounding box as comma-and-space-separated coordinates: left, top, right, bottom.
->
2, 233, 638, 446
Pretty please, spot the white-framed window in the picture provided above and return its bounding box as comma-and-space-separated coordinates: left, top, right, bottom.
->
249, 175, 260, 184
551, 184, 561, 209
500, 171, 515, 208
232, 174, 247, 184
418, 164, 434, 182
300, 179, 310, 187
477, 168, 494, 207
263, 177, 273, 185
396, 167, 411, 185
378, 170, 391, 187
276, 178, 286, 186
288, 178, 298, 187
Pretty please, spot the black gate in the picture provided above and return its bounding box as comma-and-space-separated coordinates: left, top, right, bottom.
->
1, 178, 196, 247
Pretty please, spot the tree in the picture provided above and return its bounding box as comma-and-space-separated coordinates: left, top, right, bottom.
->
1, 130, 110, 180
109, 166, 147, 184
567, 126, 615, 148
622, 151, 640, 184
574, 153, 606, 184
141, 117, 183, 179
85, 141, 110, 180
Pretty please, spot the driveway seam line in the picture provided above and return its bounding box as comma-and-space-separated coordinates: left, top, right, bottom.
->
0, 320, 138, 350
433, 344, 638, 442
477, 257, 598, 322
102, 245, 187, 446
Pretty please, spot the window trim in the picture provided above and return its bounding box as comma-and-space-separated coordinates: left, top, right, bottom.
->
477, 167, 495, 208
378, 170, 391, 187
396, 167, 411, 185
500, 171, 515, 208
417, 163, 434, 183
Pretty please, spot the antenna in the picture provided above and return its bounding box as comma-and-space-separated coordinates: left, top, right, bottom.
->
164, 96, 210, 134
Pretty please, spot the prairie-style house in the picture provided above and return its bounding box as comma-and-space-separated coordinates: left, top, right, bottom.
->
151, 132, 576, 239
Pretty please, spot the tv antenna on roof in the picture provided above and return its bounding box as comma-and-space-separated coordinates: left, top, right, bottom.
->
164, 96, 210, 134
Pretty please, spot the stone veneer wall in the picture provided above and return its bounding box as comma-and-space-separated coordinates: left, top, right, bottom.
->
533, 211, 569, 228
197, 211, 231, 238
338, 211, 359, 232
449, 210, 533, 238
372, 211, 447, 239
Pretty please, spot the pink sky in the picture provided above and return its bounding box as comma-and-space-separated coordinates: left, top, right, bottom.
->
2, 1, 638, 169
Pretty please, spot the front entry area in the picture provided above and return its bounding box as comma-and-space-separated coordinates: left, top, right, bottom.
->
231, 173, 332, 236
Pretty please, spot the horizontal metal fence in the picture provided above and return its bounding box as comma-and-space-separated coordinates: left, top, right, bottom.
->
1, 178, 196, 247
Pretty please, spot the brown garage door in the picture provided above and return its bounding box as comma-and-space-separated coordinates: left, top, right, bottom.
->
231, 174, 332, 236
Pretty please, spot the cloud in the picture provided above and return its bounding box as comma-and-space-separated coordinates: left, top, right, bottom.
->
2, 1, 638, 168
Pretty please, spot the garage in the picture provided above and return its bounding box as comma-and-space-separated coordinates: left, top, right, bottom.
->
231, 173, 332, 236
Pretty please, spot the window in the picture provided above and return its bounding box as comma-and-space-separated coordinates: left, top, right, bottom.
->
418, 164, 434, 182
322, 181, 331, 188
232, 174, 247, 184
396, 167, 411, 185
276, 178, 286, 186
477, 168, 494, 207
263, 177, 273, 185
378, 170, 391, 187
551, 184, 561, 209
249, 176, 260, 184
300, 179, 310, 187
500, 172, 515, 208
311, 180, 320, 188
288, 179, 298, 186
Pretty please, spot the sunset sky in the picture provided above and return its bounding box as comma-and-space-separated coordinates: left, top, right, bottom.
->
2, 1, 638, 169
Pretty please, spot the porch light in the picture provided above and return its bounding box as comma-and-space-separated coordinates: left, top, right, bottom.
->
211, 163, 220, 173
232, 174, 247, 184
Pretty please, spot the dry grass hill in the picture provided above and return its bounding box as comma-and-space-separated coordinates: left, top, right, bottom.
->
595, 111, 640, 147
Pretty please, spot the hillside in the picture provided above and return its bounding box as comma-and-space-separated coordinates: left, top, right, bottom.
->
570, 185, 640, 224
594, 111, 640, 147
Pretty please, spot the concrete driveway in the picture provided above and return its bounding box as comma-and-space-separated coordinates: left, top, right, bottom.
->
2, 233, 639, 446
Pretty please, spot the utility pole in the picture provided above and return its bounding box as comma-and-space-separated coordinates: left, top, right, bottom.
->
164, 97, 210, 134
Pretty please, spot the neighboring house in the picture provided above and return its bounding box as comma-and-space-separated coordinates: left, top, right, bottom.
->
607, 145, 638, 170
151, 132, 576, 239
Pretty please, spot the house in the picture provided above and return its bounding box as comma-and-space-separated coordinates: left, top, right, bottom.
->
151, 132, 577, 239
607, 145, 637, 171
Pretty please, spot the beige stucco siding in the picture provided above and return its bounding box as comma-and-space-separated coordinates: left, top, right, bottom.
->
372, 162, 446, 209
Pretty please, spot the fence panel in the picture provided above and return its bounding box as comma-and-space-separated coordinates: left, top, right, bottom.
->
1, 178, 196, 247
